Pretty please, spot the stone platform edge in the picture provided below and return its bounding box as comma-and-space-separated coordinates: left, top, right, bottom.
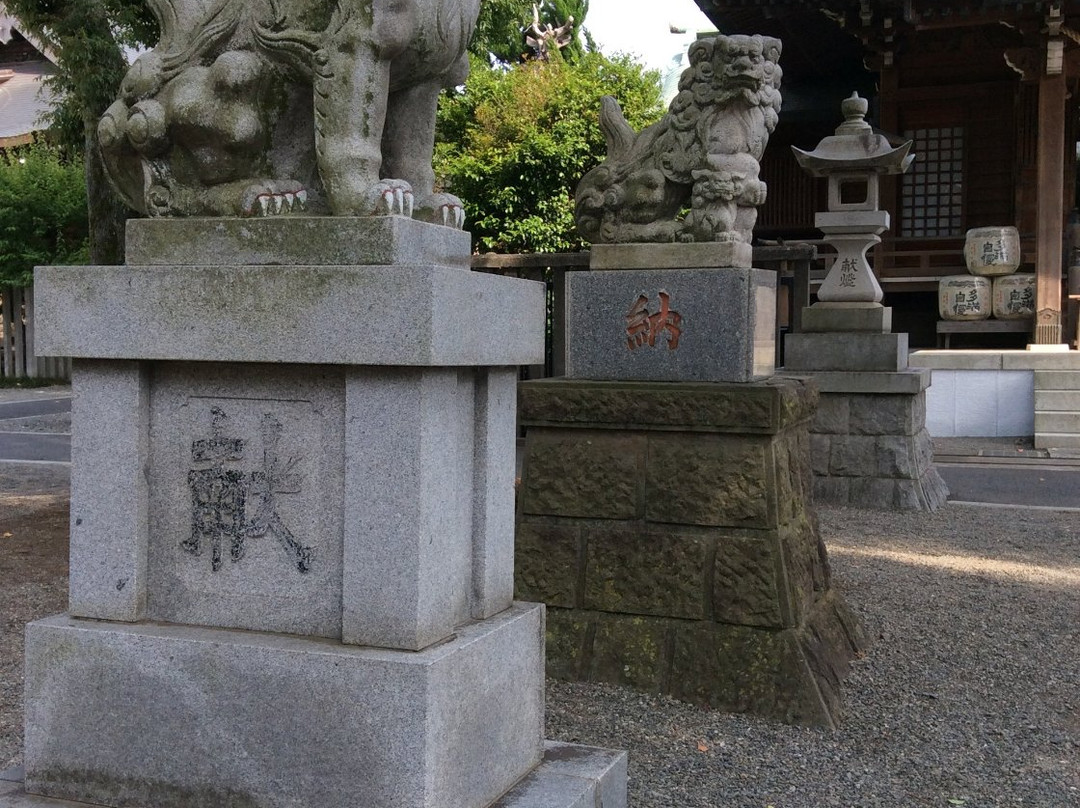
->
910, 349, 1080, 371
34, 263, 545, 367
125, 215, 473, 268
519, 377, 818, 434
22, 607, 544, 808
1, 742, 628, 808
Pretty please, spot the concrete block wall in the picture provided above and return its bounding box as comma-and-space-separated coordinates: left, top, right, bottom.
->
910, 350, 1080, 441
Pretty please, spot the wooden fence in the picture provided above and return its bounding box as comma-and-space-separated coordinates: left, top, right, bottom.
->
1, 285, 70, 381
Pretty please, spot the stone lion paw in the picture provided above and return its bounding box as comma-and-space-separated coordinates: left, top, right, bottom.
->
415, 193, 465, 229
241, 181, 307, 217
370, 180, 415, 217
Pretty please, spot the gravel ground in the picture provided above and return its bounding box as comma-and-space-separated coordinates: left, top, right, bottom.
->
1, 483, 1078, 806
546, 505, 1079, 807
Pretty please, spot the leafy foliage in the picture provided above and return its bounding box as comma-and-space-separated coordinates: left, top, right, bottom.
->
471, 0, 535, 64
472, 0, 593, 64
435, 51, 663, 253
4, 0, 157, 264
0, 146, 89, 287
536, 0, 591, 61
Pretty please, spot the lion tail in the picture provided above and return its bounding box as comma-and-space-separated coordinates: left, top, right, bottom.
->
599, 96, 636, 163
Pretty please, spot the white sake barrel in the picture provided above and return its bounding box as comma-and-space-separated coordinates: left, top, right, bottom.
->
964, 226, 1021, 276
992, 273, 1036, 319
939, 275, 991, 320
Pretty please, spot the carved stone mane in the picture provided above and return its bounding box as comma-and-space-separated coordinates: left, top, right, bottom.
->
98, 0, 480, 224
574, 34, 782, 244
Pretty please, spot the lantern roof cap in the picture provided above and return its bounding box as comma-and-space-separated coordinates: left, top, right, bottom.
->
792, 93, 915, 177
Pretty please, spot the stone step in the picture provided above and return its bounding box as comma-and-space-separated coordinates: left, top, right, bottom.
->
4, 746, 630, 808
1034, 390, 1080, 411
1034, 432, 1080, 450
1034, 370, 1080, 390
1033, 411, 1080, 433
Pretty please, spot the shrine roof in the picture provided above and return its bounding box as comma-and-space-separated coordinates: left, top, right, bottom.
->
0, 59, 55, 144
697, 1, 1077, 33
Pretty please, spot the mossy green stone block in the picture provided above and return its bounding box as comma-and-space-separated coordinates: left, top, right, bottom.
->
583, 528, 709, 619
796, 592, 868, 721
588, 617, 669, 692
670, 622, 834, 727
645, 433, 770, 528
520, 431, 644, 519
518, 378, 817, 434
711, 533, 785, 628
545, 608, 592, 680
515, 520, 581, 608
777, 516, 829, 627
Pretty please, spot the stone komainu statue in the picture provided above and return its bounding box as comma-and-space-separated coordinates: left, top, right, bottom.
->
575, 34, 782, 245
99, 0, 480, 224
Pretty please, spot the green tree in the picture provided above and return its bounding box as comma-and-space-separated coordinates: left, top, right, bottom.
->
435, 50, 663, 253
3, 0, 157, 265
472, 0, 594, 64
0, 146, 89, 287
537, 0, 591, 61
471, 0, 534, 64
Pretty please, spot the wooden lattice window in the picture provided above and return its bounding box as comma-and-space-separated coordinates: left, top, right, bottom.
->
900, 127, 965, 237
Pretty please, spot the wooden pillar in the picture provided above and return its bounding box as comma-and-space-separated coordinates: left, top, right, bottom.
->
1035, 69, 1067, 344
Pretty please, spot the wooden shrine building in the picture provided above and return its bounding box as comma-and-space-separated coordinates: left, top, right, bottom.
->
0, 7, 56, 149
695, 0, 1080, 347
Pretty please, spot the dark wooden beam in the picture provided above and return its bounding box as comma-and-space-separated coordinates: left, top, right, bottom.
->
1035, 67, 1067, 343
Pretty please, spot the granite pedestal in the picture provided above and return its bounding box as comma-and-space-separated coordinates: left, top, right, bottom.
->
565, 245, 776, 383
517, 245, 865, 727
515, 379, 866, 728
18, 217, 627, 808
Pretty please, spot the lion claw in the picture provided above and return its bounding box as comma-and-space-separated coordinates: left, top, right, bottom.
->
373, 180, 414, 217
242, 180, 306, 217
416, 193, 465, 229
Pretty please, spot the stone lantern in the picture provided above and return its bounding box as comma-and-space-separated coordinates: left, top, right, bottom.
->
792, 92, 913, 328
782, 94, 947, 513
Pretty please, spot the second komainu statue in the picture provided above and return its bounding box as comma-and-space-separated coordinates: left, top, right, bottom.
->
98, 0, 480, 224
575, 34, 782, 245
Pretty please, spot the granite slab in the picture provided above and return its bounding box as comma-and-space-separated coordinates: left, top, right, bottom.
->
565, 268, 776, 383
23, 605, 544, 808
34, 264, 545, 367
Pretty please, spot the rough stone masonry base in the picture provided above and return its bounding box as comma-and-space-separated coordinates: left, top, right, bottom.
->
515, 378, 867, 728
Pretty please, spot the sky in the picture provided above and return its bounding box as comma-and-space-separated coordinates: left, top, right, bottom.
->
583, 0, 715, 73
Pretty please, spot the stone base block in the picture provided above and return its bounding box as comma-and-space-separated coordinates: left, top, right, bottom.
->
801, 303, 892, 333
804, 382, 949, 511
124, 215, 473, 268
784, 332, 909, 372
492, 742, 628, 808
35, 263, 544, 367
67, 360, 519, 652
589, 241, 753, 270
540, 593, 865, 728
812, 466, 949, 510
516, 378, 866, 728
802, 368, 931, 395
566, 268, 776, 382
23, 605, 544, 808
4, 742, 627, 808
